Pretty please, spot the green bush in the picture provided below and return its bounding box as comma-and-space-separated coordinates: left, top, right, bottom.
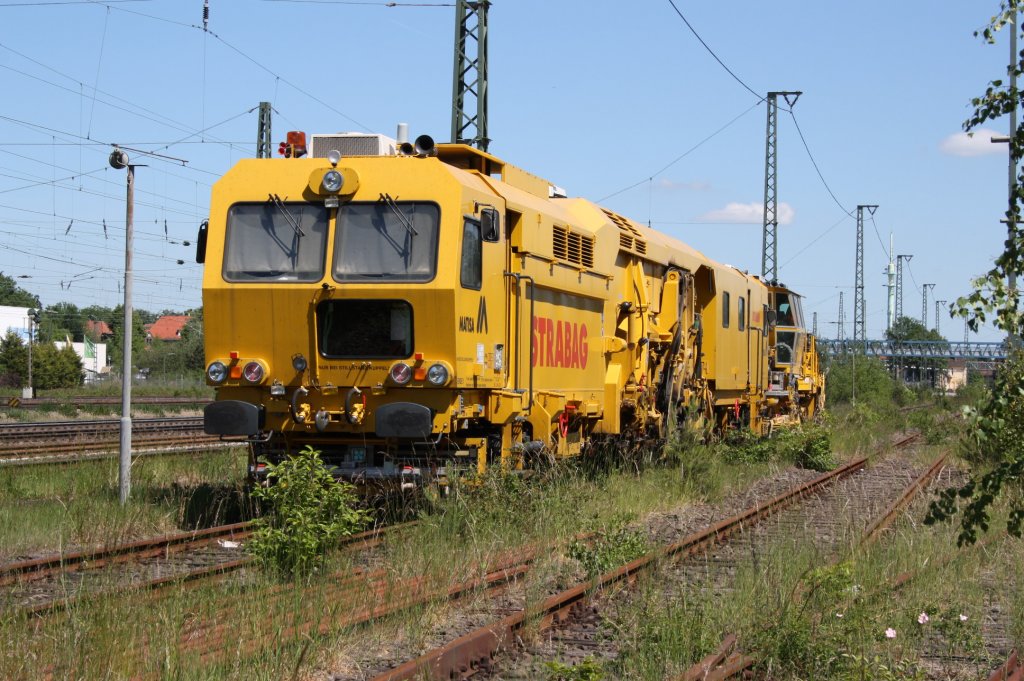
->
545, 658, 605, 681
248, 446, 371, 577
568, 514, 649, 577
721, 425, 835, 471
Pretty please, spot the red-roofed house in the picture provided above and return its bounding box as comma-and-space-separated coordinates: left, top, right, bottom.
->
85, 319, 113, 341
146, 315, 191, 342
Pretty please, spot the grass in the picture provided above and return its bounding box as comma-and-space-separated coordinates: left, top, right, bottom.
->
0, 448, 249, 559
604, 465, 1022, 680
3, 399, 988, 680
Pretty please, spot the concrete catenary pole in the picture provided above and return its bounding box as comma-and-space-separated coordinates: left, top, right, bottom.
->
110, 148, 134, 505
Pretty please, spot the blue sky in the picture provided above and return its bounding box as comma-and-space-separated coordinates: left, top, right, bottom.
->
0, 0, 1013, 341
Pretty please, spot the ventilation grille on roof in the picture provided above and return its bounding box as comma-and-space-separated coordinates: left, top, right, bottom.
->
604, 209, 647, 256
553, 225, 594, 268
309, 133, 397, 158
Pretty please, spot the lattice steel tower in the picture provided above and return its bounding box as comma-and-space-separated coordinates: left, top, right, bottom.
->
895, 254, 912, 322
838, 291, 844, 342
761, 91, 801, 283
854, 205, 877, 343
922, 283, 936, 327
451, 0, 490, 151
935, 300, 946, 335
256, 102, 272, 159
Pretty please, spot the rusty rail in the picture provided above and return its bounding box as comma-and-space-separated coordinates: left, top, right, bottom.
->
860, 452, 947, 548
370, 456, 870, 680
989, 650, 1022, 681
0, 521, 254, 587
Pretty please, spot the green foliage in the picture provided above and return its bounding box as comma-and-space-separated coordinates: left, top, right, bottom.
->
0, 272, 40, 307
0, 331, 28, 387
544, 657, 606, 681
925, 350, 1024, 543
38, 301, 84, 343
885, 316, 945, 343
178, 307, 205, 371
568, 514, 649, 577
107, 306, 149, 373
825, 353, 907, 407
838, 654, 925, 681
0, 334, 82, 389
248, 446, 371, 577
32, 342, 83, 389
721, 424, 835, 472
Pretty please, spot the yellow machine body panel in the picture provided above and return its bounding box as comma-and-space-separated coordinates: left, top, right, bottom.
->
200, 142, 823, 484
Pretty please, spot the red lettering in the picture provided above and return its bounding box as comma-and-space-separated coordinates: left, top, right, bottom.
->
546, 318, 555, 367
529, 316, 590, 370
554, 320, 564, 366
532, 317, 540, 367
580, 325, 588, 369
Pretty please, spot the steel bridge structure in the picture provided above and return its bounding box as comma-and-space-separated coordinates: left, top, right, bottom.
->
818, 339, 1009, 361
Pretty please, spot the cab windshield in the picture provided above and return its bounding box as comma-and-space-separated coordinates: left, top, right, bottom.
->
223, 201, 329, 282
333, 201, 440, 282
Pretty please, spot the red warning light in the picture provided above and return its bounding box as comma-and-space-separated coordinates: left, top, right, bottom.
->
277, 132, 307, 158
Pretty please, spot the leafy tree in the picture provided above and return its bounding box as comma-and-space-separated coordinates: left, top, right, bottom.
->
107, 306, 149, 374
38, 302, 83, 343
822, 352, 904, 408
0, 331, 27, 387
179, 307, 205, 371
885, 316, 948, 385
0, 273, 40, 308
33, 342, 83, 389
886, 316, 945, 343
925, 2, 1024, 544
139, 338, 188, 379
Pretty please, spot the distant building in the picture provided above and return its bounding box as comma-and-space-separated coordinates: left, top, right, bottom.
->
85, 319, 114, 340
54, 339, 110, 384
146, 315, 191, 342
0, 305, 33, 342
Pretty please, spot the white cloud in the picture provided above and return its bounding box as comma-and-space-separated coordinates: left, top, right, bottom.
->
697, 201, 794, 225
939, 128, 1006, 157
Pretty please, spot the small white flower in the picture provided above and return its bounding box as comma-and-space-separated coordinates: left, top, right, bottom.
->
885, 628, 897, 639
959, 614, 968, 622
917, 612, 929, 624
835, 612, 844, 618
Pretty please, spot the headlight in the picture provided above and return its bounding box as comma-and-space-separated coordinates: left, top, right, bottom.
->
321, 169, 343, 193
426, 363, 449, 386
242, 361, 265, 384
389, 362, 413, 385
207, 361, 227, 383
291, 354, 307, 372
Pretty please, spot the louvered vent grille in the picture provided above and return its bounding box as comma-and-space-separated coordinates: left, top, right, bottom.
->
581, 236, 594, 266
552, 225, 594, 268
604, 209, 647, 256
553, 225, 568, 260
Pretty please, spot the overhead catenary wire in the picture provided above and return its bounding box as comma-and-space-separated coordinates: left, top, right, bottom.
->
597, 100, 763, 203
82, 0, 372, 131
664, 0, 762, 101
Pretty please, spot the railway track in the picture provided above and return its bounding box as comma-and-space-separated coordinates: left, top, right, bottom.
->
356, 433, 959, 680
0, 416, 232, 466
2, 520, 409, 618
5, 396, 212, 410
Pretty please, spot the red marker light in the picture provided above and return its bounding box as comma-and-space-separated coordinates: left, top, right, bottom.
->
229, 351, 239, 360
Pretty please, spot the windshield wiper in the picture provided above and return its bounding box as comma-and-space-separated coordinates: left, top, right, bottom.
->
268, 193, 305, 238
378, 193, 417, 237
